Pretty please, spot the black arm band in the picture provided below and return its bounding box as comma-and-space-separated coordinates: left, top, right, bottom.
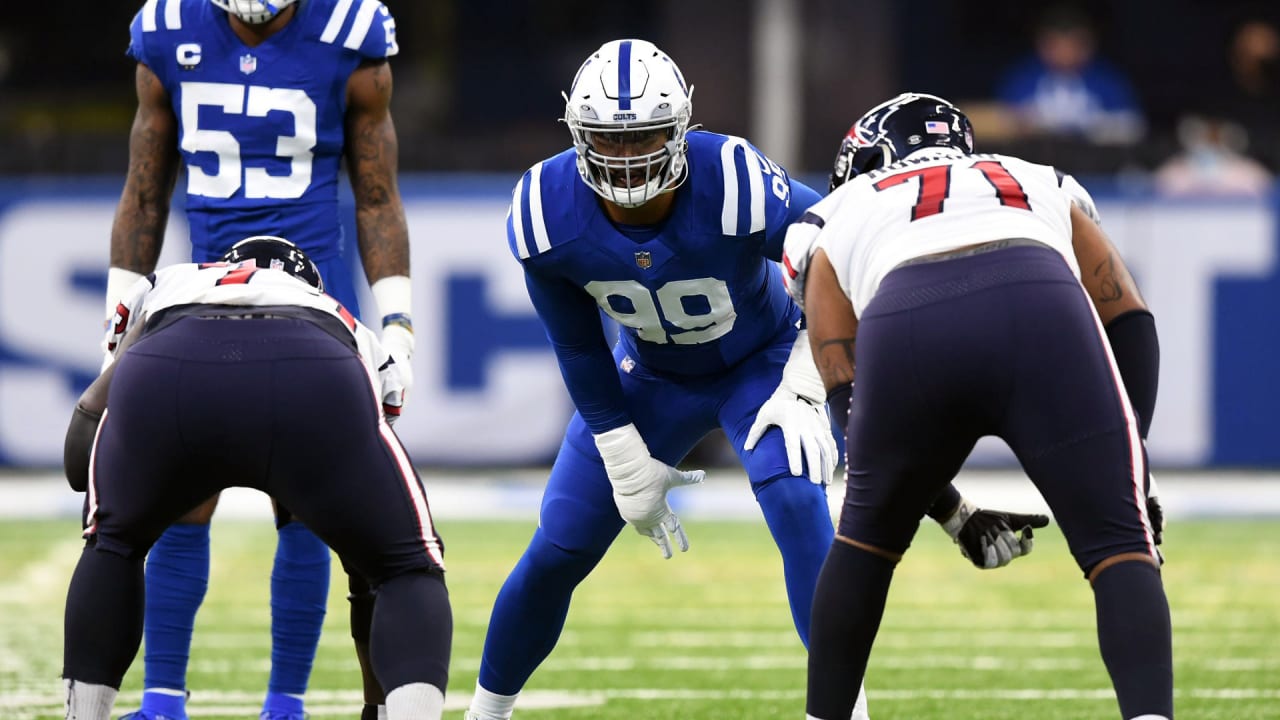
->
826, 383, 852, 433
926, 484, 963, 522
64, 404, 102, 493
1105, 309, 1159, 439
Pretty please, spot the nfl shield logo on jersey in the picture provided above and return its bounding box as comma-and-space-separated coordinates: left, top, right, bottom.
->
635, 251, 652, 269
239, 53, 258, 75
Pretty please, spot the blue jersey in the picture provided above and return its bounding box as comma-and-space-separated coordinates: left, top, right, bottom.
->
507, 130, 822, 433
128, 0, 398, 262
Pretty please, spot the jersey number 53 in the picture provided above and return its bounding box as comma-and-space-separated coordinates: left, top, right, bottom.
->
180, 81, 317, 200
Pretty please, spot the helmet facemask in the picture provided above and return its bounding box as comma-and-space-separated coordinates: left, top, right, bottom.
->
566, 105, 691, 208
210, 0, 296, 25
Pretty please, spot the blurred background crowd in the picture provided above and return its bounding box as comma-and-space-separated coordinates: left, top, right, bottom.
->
2, 0, 1278, 191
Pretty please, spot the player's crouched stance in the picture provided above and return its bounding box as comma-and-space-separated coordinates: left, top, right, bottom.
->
789, 94, 1172, 720
60, 237, 451, 720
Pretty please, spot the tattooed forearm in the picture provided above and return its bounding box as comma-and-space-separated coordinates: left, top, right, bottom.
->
816, 337, 857, 388
348, 62, 409, 281
1092, 252, 1125, 303
110, 66, 178, 272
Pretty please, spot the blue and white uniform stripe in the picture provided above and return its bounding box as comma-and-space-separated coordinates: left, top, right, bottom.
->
720, 137, 766, 236
511, 164, 551, 259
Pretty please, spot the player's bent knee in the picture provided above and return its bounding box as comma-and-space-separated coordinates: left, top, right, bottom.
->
1086, 551, 1160, 584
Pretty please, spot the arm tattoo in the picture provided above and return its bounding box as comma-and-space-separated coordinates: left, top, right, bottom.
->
1093, 253, 1125, 303
110, 67, 178, 272
816, 337, 857, 387
349, 63, 409, 281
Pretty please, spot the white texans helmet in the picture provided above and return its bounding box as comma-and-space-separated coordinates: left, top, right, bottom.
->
563, 39, 694, 207
211, 0, 296, 24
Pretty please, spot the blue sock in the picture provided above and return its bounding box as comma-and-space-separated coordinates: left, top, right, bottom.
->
262, 691, 306, 717
267, 522, 330, 700
753, 475, 834, 649
142, 523, 210, 702
138, 688, 189, 719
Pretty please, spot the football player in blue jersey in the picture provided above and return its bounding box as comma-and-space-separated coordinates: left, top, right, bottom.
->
464, 40, 1047, 720
103, 1, 412, 719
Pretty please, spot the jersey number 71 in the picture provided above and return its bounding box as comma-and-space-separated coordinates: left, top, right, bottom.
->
873, 160, 1031, 221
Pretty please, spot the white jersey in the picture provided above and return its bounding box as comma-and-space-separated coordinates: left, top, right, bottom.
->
807, 148, 1100, 316
102, 261, 405, 413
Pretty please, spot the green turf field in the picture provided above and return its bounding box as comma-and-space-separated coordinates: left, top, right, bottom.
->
2, 516, 1277, 719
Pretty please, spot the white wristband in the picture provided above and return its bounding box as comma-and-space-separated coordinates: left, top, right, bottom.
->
371, 275, 413, 330
105, 267, 144, 322
781, 329, 826, 403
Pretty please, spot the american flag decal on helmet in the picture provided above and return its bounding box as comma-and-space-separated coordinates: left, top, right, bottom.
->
635, 251, 652, 269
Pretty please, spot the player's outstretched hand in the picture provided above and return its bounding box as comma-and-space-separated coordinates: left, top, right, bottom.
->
941, 497, 1050, 569
745, 390, 837, 486
594, 424, 705, 559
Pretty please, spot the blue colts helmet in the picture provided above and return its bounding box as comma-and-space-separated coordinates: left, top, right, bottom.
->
221, 235, 324, 291
829, 92, 975, 191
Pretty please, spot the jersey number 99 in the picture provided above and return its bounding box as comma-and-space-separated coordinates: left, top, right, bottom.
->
585, 278, 736, 345
180, 81, 317, 200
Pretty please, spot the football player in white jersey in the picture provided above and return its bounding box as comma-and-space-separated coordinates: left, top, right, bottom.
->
62, 237, 449, 720
111, 1, 413, 717
788, 93, 1172, 720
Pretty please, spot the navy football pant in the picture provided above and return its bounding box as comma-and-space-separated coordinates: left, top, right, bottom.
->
477, 332, 834, 695
838, 246, 1158, 571
807, 245, 1169, 720
64, 318, 449, 693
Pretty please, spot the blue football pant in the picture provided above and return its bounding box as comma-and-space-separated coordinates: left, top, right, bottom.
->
477, 336, 834, 695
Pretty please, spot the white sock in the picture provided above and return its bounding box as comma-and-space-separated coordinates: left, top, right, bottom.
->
1129, 716, 1170, 720
467, 682, 519, 719
64, 679, 117, 720
851, 681, 870, 720
377, 705, 388, 720
385, 682, 445, 720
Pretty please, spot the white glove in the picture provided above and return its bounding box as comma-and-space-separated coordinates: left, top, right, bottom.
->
940, 497, 1050, 569
593, 423, 705, 559
781, 220, 823, 313
380, 323, 415, 396
744, 329, 837, 485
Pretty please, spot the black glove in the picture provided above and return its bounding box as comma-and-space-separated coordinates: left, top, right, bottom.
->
942, 498, 1051, 570
1147, 495, 1164, 546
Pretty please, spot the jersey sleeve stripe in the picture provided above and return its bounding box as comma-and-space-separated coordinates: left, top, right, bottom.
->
511, 174, 531, 259
163, 0, 182, 30
719, 138, 767, 235
320, 0, 355, 44
720, 139, 742, 234
746, 147, 766, 233
344, 0, 381, 50
140, 0, 159, 32
527, 162, 552, 255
